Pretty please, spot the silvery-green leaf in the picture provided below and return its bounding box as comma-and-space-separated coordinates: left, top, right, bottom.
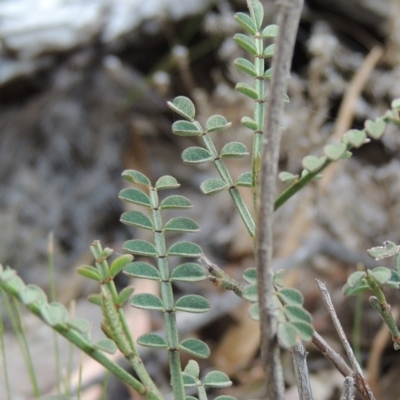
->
249, 303, 259, 320
118, 188, 151, 208
234, 12, 257, 35
264, 68, 272, 79
167, 96, 195, 121
118, 286, 134, 306
344, 129, 368, 148
243, 284, 258, 302
124, 262, 160, 281
137, 333, 168, 349
365, 118, 386, 140
67, 318, 90, 334
279, 171, 298, 185
248, 0, 264, 31
284, 305, 312, 324
172, 120, 203, 137
94, 339, 117, 354
200, 179, 228, 195
167, 242, 202, 257
233, 33, 257, 56
109, 254, 133, 278
164, 217, 199, 232
130, 293, 164, 311
175, 295, 210, 313
171, 263, 206, 282
160, 195, 192, 209
205, 115, 231, 133
262, 24, 279, 38
302, 155, 327, 172
155, 175, 180, 190
291, 321, 314, 341
324, 143, 347, 161
243, 268, 257, 284
203, 371, 232, 388
184, 359, 200, 378
123, 239, 157, 257
370, 266, 392, 285
234, 58, 257, 78
235, 82, 258, 100
220, 142, 249, 158
179, 338, 210, 358
278, 322, 298, 349
122, 170, 151, 187
182, 373, 197, 387
367, 241, 399, 260
391, 98, 400, 111
77, 265, 102, 282
277, 288, 304, 305
236, 172, 252, 187
263, 44, 275, 58
241, 116, 258, 131
182, 147, 213, 164
121, 211, 154, 231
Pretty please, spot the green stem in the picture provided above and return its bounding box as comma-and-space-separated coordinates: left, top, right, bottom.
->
0, 299, 11, 400
0, 277, 161, 400
201, 135, 255, 237
150, 188, 186, 400
274, 159, 332, 211
197, 384, 208, 400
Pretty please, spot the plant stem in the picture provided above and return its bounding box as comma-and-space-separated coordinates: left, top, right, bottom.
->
340, 377, 355, 400
150, 188, 186, 400
256, 1, 303, 399
0, 301, 11, 400
291, 343, 313, 400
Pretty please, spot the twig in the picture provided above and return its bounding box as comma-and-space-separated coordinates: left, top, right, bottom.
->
316, 280, 376, 400
256, 0, 303, 398
291, 343, 313, 400
340, 376, 355, 400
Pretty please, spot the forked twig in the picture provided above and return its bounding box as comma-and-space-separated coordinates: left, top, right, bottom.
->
315, 279, 376, 400
340, 376, 355, 400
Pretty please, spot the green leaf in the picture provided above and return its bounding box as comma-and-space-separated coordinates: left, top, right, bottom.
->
234, 12, 257, 35
248, 0, 264, 31
137, 333, 168, 349
118, 188, 151, 208
249, 303, 259, 321
42, 302, 68, 326
123, 239, 157, 257
180, 338, 210, 358
203, 371, 232, 388
205, 115, 231, 133
164, 217, 199, 232
88, 293, 102, 306
172, 120, 203, 137
155, 175, 180, 190
68, 318, 90, 334
264, 68, 272, 79
94, 339, 117, 354
167, 242, 202, 257
122, 170, 151, 188
0, 269, 17, 282
124, 262, 160, 281
186, 396, 198, 400
277, 288, 304, 305
200, 179, 228, 195
391, 98, 400, 111
233, 33, 257, 56
278, 322, 298, 349
160, 195, 192, 209
220, 142, 249, 158
346, 271, 366, 287
302, 155, 327, 173
243, 284, 258, 302
130, 293, 164, 311
367, 241, 399, 260
184, 359, 200, 378
236, 172, 252, 187
324, 143, 347, 161
344, 129, 368, 148
109, 254, 133, 278
279, 171, 298, 185
235, 82, 258, 100
292, 321, 314, 341
263, 44, 275, 58
175, 295, 210, 313
118, 286, 134, 305
241, 116, 258, 131
342, 281, 369, 296
365, 118, 386, 140
77, 265, 102, 282
171, 263, 206, 282
20, 286, 40, 305
182, 147, 214, 164
385, 270, 400, 289
284, 305, 312, 324
214, 396, 237, 400
167, 96, 195, 121
273, 269, 286, 287
370, 267, 392, 285
182, 373, 197, 387
234, 58, 257, 78
243, 268, 257, 284
262, 24, 279, 38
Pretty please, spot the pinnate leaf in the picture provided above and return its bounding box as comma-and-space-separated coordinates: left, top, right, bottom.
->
249, 303, 260, 320
118, 286, 134, 305
167, 96, 195, 121
68, 318, 90, 334
205, 115, 231, 133
236, 172, 252, 187
262, 24, 279, 38
118, 188, 151, 208
241, 116, 258, 131
200, 179, 228, 195
234, 58, 257, 78
243, 284, 258, 302
277, 288, 304, 305
88, 293, 102, 306
160, 195, 192, 209
180, 338, 210, 358
284, 305, 312, 324
172, 120, 202, 137
42, 302, 68, 326
184, 360, 200, 378
109, 254, 133, 278
367, 241, 399, 260
365, 118, 386, 139
263, 44, 275, 58
324, 143, 347, 161
164, 217, 199, 232
122, 170, 151, 187
171, 263, 206, 282
167, 242, 202, 257
175, 295, 210, 313
235, 82, 258, 100
155, 175, 180, 190
234, 12, 257, 35
279, 171, 298, 185
278, 322, 298, 349
344, 129, 368, 148
77, 265, 102, 282
123, 239, 157, 257
182, 373, 197, 387
370, 266, 392, 285
94, 339, 117, 354
220, 142, 249, 158
130, 293, 164, 311
248, 0, 264, 31
203, 370, 232, 388
233, 33, 257, 56
243, 268, 257, 284
302, 155, 327, 172
124, 262, 160, 281
291, 321, 314, 341
137, 333, 168, 349
182, 147, 214, 164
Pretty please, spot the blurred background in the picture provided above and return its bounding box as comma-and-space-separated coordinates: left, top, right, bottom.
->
1, 0, 400, 399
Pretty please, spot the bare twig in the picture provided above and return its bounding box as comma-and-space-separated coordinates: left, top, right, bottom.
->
291, 343, 313, 400
316, 280, 376, 400
256, 0, 303, 398
340, 376, 355, 400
